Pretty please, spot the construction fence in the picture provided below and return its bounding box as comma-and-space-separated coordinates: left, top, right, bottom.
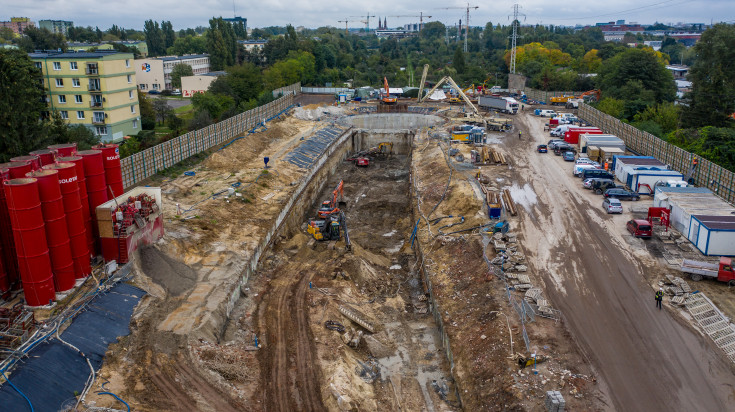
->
271, 82, 302, 98
121, 85, 299, 189
578, 103, 735, 204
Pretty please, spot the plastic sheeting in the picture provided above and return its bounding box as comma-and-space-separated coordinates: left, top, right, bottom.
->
0, 283, 144, 411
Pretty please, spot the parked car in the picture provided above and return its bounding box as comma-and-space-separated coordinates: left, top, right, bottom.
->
581, 169, 614, 181
627, 219, 652, 238
148, 90, 160, 95
574, 164, 599, 177
547, 139, 565, 149
537, 144, 548, 153
591, 179, 618, 194
603, 198, 623, 214
583, 177, 611, 189
575, 157, 597, 165
172, 89, 182, 96
604, 188, 641, 201
562, 151, 575, 161
554, 144, 576, 155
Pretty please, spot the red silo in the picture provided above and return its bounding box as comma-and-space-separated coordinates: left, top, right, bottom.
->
5, 161, 33, 179
29, 149, 56, 166
93, 143, 124, 199
27, 169, 76, 292
78, 150, 107, 255
3, 178, 56, 306
0, 165, 20, 290
48, 143, 78, 158
57, 156, 94, 256
10, 155, 41, 171
43, 162, 91, 279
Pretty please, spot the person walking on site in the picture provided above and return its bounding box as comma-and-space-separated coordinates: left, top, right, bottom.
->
518, 130, 522, 140
655, 288, 664, 309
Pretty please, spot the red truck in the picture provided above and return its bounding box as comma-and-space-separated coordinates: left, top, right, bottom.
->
680, 257, 735, 285
564, 127, 601, 145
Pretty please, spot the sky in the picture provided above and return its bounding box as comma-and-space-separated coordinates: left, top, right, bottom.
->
4, 0, 734, 31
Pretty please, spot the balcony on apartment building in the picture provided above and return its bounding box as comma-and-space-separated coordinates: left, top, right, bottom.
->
85, 63, 99, 75
88, 81, 101, 91
89, 95, 104, 108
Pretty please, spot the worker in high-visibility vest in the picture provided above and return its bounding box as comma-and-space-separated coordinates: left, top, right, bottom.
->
655, 288, 664, 310
693, 157, 698, 167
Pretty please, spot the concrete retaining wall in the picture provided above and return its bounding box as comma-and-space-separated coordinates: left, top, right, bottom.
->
341, 113, 443, 131
352, 130, 413, 155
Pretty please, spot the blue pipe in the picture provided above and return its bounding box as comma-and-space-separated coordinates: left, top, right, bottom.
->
2, 371, 34, 412
97, 391, 131, 412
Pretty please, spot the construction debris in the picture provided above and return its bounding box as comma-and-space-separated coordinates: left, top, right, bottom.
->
338, 305, 376, 333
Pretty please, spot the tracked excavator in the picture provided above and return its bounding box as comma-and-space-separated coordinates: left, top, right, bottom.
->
381, 77, 397, 105
307, 180, 351, 249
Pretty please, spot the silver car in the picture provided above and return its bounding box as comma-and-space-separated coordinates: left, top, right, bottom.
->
602, 197, 623, 214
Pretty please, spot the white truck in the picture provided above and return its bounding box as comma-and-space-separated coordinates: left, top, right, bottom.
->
478, 95, 519, 114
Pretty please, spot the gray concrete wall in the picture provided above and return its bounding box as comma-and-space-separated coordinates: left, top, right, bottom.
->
341, 113, 443, 131
352, 130, 413, 155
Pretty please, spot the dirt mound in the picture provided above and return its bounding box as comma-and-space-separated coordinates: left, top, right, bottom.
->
139, 246, 197, 296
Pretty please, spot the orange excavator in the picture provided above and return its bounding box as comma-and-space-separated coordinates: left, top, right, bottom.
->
318, 180, 346, 218
307, 180, 351, 248
382, 77, 397, 105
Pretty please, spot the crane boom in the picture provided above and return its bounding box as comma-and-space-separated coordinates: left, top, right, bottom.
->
417, 64, 429, 102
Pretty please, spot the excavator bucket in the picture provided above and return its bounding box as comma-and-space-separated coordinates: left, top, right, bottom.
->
338, 200, 347, 209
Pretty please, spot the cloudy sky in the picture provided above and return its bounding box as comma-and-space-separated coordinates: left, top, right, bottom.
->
5, 0, 733, 30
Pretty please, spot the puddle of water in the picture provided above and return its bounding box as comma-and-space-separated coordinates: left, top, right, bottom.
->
508, 183, 538, 213
383, 230, 398, 237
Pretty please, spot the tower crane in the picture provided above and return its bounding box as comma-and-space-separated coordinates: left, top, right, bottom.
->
437, 4, 478, 52
349, 13, 376, 32
337, 19, 360, 35
387, 12, 433, 28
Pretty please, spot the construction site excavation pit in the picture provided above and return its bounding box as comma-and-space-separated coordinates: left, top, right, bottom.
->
229, 131, 461, 411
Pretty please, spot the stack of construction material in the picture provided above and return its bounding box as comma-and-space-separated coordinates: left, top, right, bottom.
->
545, 391, 566, 412
0, 304, 35, 361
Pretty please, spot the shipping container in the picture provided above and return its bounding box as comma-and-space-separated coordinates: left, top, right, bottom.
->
688, 215, 735, 256
564, 127, 601, 145
579, 134, 624, 153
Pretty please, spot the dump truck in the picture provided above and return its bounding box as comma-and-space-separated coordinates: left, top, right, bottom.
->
550, 95, 573, 105
680, 257, 735, 285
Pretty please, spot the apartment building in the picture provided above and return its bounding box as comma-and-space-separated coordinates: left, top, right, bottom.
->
0, 17, 34, 35
135, 54, 210, 91
30, 50, 141, 142
38, 20, 73, 36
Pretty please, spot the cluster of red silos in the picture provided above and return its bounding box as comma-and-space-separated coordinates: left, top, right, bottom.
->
0, 142, 125, 306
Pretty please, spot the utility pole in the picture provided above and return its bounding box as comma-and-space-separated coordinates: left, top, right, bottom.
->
508, 3, 525, 74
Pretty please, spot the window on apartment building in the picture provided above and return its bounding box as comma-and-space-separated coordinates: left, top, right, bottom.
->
130, 105, 136, 113
139, 84, 147, 90
125, 59, 130, 68
34, 62, 42, 69
76, 111, 85, 119
129, 90, 134, 99
72, 78, 80, 87
55, 78, 64, 87
95, 126, 108, 136
153, 84, 159, 90
60, 111, 68, 119
70, 62, 78, 70
58, 95, 66, 103
132, 119, 138, 129
127, 74, 132, 83
53, 62, 61, 70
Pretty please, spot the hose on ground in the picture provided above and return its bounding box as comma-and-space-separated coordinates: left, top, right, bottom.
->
1, 371, 34, 412
97, 391, 131, 412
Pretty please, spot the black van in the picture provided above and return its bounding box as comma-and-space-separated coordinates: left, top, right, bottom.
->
581, 169, 614, 181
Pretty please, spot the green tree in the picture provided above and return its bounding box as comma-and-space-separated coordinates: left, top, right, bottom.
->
161, 21, 176, 50
167, 112, 184, 134
207, 17, 237, 70
170, 63, 193, 89
137, 91, 156, 129
143, 20, 165, 56
597, 48, 675, 104
15, 26, 67, 52
167, 35, 207, 55
188, 110, 212, 131
152, 98, 171, 125
596, 97, 625, 119
191, 92, 235, 120
0, 49, 48, 161
46, 112, 99, 149
683, 23, 735, 128
452, 46, 466, 74
119, 136, 141, 158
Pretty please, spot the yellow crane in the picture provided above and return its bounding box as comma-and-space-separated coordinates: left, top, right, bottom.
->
337, 19, 361, 35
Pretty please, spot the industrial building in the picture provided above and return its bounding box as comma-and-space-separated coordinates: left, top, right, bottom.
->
135, 54, 210, 91
30, 50, 141, 142
180, 71, 226, 97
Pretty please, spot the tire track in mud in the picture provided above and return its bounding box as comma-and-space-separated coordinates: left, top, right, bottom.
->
260, 270, 325, 412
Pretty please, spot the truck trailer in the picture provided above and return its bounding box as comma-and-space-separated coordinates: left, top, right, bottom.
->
478, 96, 519, 114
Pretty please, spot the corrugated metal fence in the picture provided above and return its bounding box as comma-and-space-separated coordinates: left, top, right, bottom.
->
578, 103, 735, 203
121, 85, 300, 188
524, 89, 583, 103
272, 82, 302, 97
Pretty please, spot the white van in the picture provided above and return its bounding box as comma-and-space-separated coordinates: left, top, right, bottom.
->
537, 109, 557, 117
550, 124, 579, 137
